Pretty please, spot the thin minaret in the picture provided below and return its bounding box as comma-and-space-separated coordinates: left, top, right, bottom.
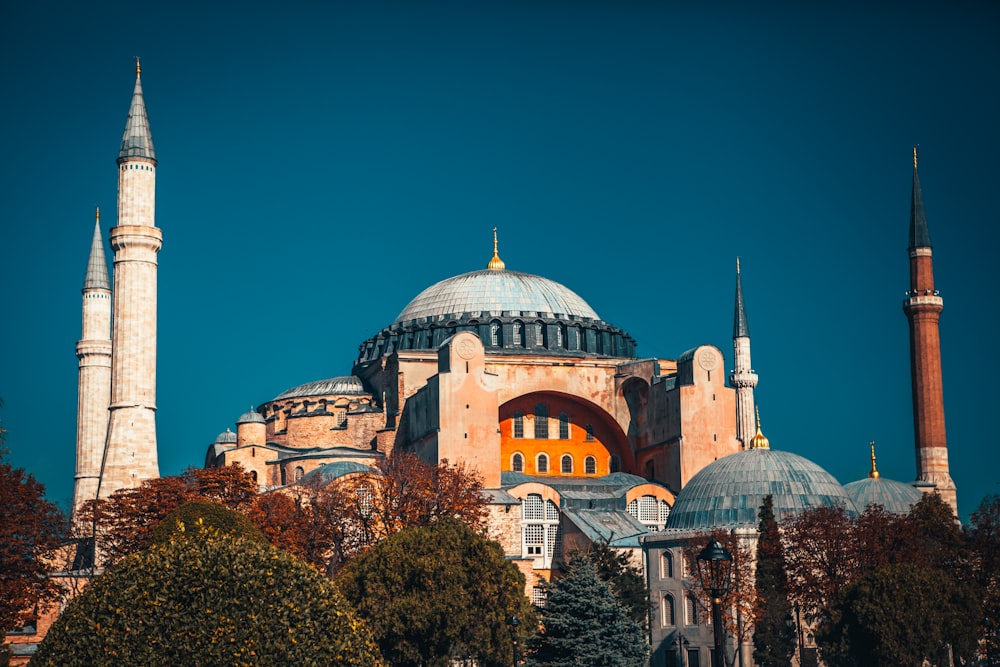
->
73, 208, 112, 519
101, 59, 162, 498
903, 147, 957, 513
730, 258, 758, 448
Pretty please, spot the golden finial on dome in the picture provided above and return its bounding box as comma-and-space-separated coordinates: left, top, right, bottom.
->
869, 441, 880, 479
750, 406, 770, 449
487, 227, 506, 271
96, 206, 100, 222
913, 145, 918, 168
136, 57, 141, 76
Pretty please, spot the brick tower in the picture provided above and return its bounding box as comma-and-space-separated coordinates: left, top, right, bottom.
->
903, 148, 957, 513
73, 208, 113, 517
730, 258, 758, 448
101, 60, 162, 498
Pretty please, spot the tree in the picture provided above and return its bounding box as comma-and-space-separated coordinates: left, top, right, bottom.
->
585, 541, 650, 629
337, 517, 533, 667
0, 450, 67, 634
528, 556, 647, 667
32, 507, 385, 666
832, 563, 980, 667
782, 505, 857, 622
965, 495, 1000, 664
753, 496, 795, 667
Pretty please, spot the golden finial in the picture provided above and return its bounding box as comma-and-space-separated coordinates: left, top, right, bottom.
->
750, 406, 770, 449
869, 441, 880, 479
913, 145, 918, 169
95, 206, 100, 222
487, 227, 506, 271
136, 57, 141, 76
736, 256, 741, 274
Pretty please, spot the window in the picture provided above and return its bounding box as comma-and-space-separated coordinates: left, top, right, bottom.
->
662, 595, 675, 627
533, 322, 544, 346
687, 648, 701, 667
522, 493, 559, 563
555, 324, 566, 348
661, 552, 673, 578
336, 409, 348, 428
250, 470, 258, 483
534, 404, 549, 439
513, 321, 524, 346
685, 594, 699, 625
532, 586, 547, 608
490, 321, 502, 346
560, 454, 573, 474
627, 495, 669, 531
357, 483, 373, 518
293, 466, 305, 482
584, 455, 597, 475
511, 452, 524, 473
610, 454, 621, 473
513, 412, 524, 438
558, 413, 570, 439
585, 423, 595, 441
537, 453, 549, 473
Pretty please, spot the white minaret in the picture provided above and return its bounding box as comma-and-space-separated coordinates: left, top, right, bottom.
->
730, 258, 758, 448
101, 59, 162, 498
73, 208, 112, 518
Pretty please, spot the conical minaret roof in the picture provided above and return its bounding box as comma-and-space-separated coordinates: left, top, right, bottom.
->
118, 59, 156, 164
83, 208, 110, 291
733, 257, 750, 338
908, 147, 931, 250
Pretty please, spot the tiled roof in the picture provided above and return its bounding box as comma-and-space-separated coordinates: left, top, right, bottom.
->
118, 72, 156, 162
843, 477, 923, 515
273, 376, 367, 400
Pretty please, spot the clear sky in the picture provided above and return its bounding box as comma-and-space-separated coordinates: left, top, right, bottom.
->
1, 1, 997, 520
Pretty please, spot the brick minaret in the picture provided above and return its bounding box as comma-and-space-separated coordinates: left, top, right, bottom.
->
73, 208, 112, 518
730, 258, 758, 448
903, 148, 957, 513
101, 60, 162, 498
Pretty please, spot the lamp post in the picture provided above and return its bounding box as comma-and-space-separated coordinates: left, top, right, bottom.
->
697, 539, 733, 667
507, 615, 521, 666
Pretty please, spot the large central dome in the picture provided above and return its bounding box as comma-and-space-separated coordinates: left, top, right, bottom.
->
395, 269, 600, 325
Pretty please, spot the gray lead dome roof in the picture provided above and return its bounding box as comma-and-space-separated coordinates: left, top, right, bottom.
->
844, 477, 923, 515
666, 448, 856, 531
394, 269, 600, 324
273, 376, 367, 400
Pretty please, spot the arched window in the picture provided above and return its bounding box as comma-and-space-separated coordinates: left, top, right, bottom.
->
585, 423, 595, 442
558, 413, 570, 439
555, 324, 566, 348
662, 595, 675, 627
685, 594, 699, 625
536, 453, 549, 474
511, 452, 524, 473
610, 454, 621, 473
533, 322, 545, 347
584, 455, 597, 475
522, 493, 559, 564
661, 552, 673, 578
513, 412, 524, 438
512, 321, 524, 347
490, 321, 502, 346
534, 404, 549, 439
628, 495, 670, 531
293, 466, 305, 482
560, 454, 573, 474
250, 470, 258, 483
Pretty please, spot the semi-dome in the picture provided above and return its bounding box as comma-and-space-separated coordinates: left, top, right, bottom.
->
395, 269, 600, 325
666, 448, 856, 531
844, 477, 923, 515
273, 376, 367, 401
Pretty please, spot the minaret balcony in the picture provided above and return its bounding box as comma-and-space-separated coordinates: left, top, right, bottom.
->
904, 295, 943, 308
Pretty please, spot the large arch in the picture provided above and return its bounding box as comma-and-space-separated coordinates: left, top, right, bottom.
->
499, 391, 635, 476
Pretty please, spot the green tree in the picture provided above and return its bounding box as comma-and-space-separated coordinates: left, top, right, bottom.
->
148, 499, 265, 546
528, 557, 647, 667
336, 517, 533, 667
966, 495, 1000, 664
832, 563, 980, 667
585, 540, 650, 629
753, 495, 795, 667
32, 515, 384, 666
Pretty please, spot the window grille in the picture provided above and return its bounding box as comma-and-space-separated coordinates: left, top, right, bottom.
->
560, 454, 573, 474
511, 452, 524, 473
513, 412, 524, 438
537, 453, 549, 473
584, 456, 597, 475
534, 404, 548, 439
558, 413, 570, 439
662, 595, 675, 626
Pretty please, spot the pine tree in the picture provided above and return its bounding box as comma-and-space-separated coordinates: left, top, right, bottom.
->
753, 495, 796, 667
529, 556, 647, 667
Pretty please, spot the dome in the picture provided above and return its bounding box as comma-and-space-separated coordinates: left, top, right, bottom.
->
394, 269, 601, 325
237, 409, 265, 424
844, 477, 923, 515
273, 376, 367, 400
298, 461, 376, 486
214, 428, 237, 445
666, 448, 856, 531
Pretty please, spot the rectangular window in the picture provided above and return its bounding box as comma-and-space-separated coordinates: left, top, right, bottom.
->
535, 405, 549, 439
531, 586, 547, 608
524, 524, 544, 556
513, 413, 524, 438
558, 414, 570, 439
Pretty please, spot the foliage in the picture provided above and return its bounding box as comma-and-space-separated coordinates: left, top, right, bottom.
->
584, 541, 650, 629
753, 496, 795, 667
78, 464, 256, 565
831, 564, 980, 667
527, 557, 647, 667
336, 517, 533, 667
0, 450, 68, 633
966, 495, 1000, 665
782, 504, 857, 622
148, 500, 264, 546
32, 523, 385, 666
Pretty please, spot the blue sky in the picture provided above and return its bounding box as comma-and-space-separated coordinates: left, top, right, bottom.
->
1, 1, 997, 520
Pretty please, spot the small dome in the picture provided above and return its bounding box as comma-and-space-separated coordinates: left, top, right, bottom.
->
237, 409, 265, 424
666, 448, 856, 531
394, 269, 600, 324
273, 376, 367, 400
844, 477, 923, 515
214, 428, 238, 445
298, 461, 376, 486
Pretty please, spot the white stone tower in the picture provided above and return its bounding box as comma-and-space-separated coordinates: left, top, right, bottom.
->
730, 258, 758, 448
101, 60, 162, 498
73, 208, 113, 517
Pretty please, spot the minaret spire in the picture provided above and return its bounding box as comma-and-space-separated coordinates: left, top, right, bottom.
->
118, 58, 156, 163
730, 257, 758, 447
902, 148, 956, 514
83, 208, 111, 291
868, 441, 880, 479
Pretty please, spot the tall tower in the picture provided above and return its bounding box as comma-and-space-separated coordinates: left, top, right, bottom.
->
101, 60, 162, 498
903, 148, 957, 513
73, 209, 112, 517
730, 258, 758, 448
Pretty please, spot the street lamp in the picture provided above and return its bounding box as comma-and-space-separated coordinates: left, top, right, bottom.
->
697, 539, 733, 667
507, 615, 521, 666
